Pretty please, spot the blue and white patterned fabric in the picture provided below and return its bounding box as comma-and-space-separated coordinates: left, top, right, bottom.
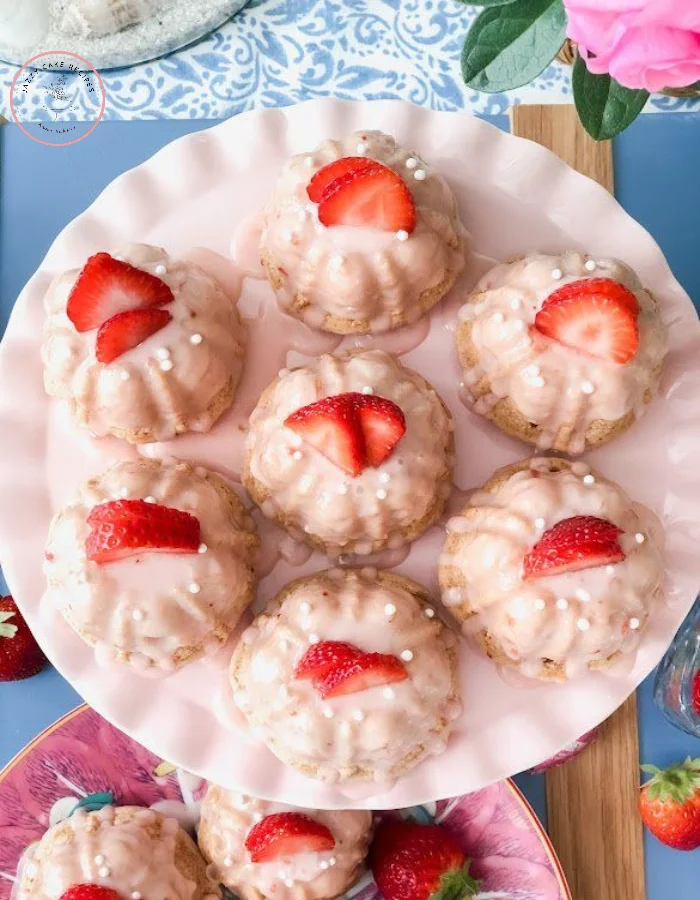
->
1, 0, 699, 120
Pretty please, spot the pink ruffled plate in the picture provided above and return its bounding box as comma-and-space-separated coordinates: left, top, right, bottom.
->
0, 99, 699, 808
0, 706, 570, 900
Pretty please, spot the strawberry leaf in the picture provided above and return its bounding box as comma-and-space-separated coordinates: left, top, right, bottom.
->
0, 610, 18, 639
456, 0, 521, 5
573, 55, 649, 141
461, 0, 566, 93
432, 864, 480, 900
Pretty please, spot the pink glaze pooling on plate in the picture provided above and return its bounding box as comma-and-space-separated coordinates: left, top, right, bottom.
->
259, 130, 466, 332
440, 458, 664, 680
42, 244, 246, 443
458, 252, 667, 454
0, 707, 570, 900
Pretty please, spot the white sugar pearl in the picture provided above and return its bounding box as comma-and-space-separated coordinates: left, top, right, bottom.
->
584, 259, 597, 271
383, 687, 395, 699
154, 264, 167, 276
356, 141, 368, 154
94, 855, 106, 865
576, 589, 591, 602
284, 879, 294, 888
635, 532, 645, 544
329, 857, 337, 867
98, 867, 110, 878
320, 861, 330, 870
159, 359, 173, 372
131, 893, 142, 900
534, 598, 546, 611
190, 333, 203, 345
309, 633, 320, 644
189, 583, 201, 594
400, 649, 414, 662
581, 380, 595, 395
514, 320, 525, 331
376, 489, 387, 500
299, 602, 311, 615
551, 268, 563, 280
198, 543, 208, 554
132, 609, 144, 621
379, 472, 391, 484
492, 311, 504, 324
322, 707, 334, 719
629, 617, 641, 630
606, 565, 616, 574
292, 450, 303, 460
361, 385, 373, 394
510, 297, 521, 310
118, 487, 129, 498
405, 157, 418, 169
338, 484, 349, 495
156, 347, 170, 360
352, 710, 365, 722
144, 496, 156, 503
583, 474, 595, 485
223, 859, 232, 869
396, 229, 409, 241
577, 617, 591, 631
535, 517, 545, 529
384, 603, 396, 616
120, 370, 130, 381
424, 608, 435, 618
556, 598, 569, 610
414, 169, 427, 181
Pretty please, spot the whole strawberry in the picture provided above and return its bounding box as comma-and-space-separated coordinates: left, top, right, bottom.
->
371, 820, 479, 900
0, 595, 47, 681
639, 758, 700, 851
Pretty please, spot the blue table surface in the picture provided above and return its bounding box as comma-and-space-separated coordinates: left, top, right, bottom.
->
1, 113, 699, 897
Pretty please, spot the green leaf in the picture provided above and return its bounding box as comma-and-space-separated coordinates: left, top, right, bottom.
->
461, 0, 566, 93
456, 0, 521, 6
573, 55, 649, 141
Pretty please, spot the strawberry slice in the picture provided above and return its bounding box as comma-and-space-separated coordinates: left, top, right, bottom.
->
692, 670, 700, 717
523, 515, 624, 580
318, 164, 417, 234
60, 888, 123, 900
96, 308, 172, 364
245, 812, 335, 862
284, 394, 366, 477
85, 499, 201, 564
356, 394, 406, 467
294, 640, 363, 681
317, 652, 408, 699
284, 392, 406, 476
0, 595, 48, 682
534, 278, 639, 364
307, 156, 381, 203
67, 252, 174, 332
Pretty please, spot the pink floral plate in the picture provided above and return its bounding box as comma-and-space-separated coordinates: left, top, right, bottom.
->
0, 705, 570, 900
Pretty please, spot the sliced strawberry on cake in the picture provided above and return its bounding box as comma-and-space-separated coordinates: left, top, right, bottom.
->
245, 812, 335, 862
317, 163, 417, 234
95, 307, 172, 364
67, 252, 174, 332
523, 515, 625, 580
85, 499, 201, 563
316, 648, 408, 699
534, 277, 639, 364
307, 156, 382, 203
284, 392, 406, 476
294, 640, 363, 680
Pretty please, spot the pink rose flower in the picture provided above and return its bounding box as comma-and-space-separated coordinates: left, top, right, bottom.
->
563, 0, 700, 92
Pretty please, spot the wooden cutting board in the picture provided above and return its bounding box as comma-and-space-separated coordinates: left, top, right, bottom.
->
510, 104, 646, 900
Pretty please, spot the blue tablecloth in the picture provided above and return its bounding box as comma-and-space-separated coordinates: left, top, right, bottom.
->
1, 113, 700, 897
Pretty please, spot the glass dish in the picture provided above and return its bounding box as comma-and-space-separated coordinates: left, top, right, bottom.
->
653, 596, 700, 737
